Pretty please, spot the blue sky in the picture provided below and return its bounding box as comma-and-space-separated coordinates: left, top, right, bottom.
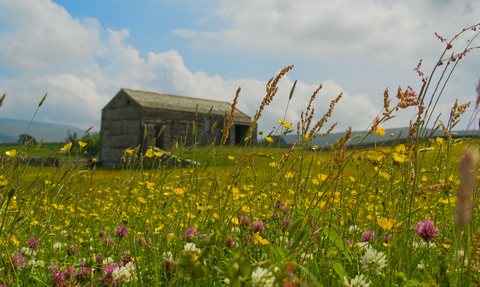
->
0, 0, 479, 135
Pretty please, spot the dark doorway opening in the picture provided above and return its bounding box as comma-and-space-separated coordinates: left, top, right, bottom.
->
155, 125, 165, 149
234, 125, 249, 145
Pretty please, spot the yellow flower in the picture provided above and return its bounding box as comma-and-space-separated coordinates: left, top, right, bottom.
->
392, 153, 407, 163
78, 141, 88, 148
278, 119, 292, 129
5, 150, 17, 157
228, 156, 235, 160
167, 233, 175, 242
187, 213, 196, 219
61, 142, 72, 151
155, 151, 164, 157
375, 127, 385, 136
312, 145, 318, 151
265, 137, 273, 143
126, 149, 133, 154
396, 144, 406, 153
303, 133, 309, 139
436, 137, 444, 145
155, 224, 164, 231
145, 149, 155, 158
138, 197, 147, 204
377, 217, 396, 230
174, 188, 185, 195
269, 162, 277, 167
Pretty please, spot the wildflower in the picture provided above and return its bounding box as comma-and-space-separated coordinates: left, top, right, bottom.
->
78, 141, 88, 147
278, 119, 292, 129
251, 267, 275, 287
167, 233, 175, 243
126, 148, 133, 154
183, 242, 199, 253
184, 227, 197, 241
53, 241, 62, 253
28, 237, 39, 251
375, 127, 385, 136
281, 216, 293, 230
103, 257, 114, 265
252, 220, 265, 235
162, 252, 173, 261
356, 242, 369, 255
349, 225, 360, 234
5, 150, 17, 157
50, 264, 67, 286
145, 149, 155, 157
343, 274, 371, 287
265, 136, 274, 143
415, 219, 437, 242
226, 236, 234, 248
362, 247, 387, 275
100, 263, 119, 286
8, 253, 25, 271
436, 137, 444, 145
99, 230, 106, 237
377, 217, 396, 231
116, 225, 129, 238
96, 253, 104, 263
104, 236, 114, 247
240, 216, 249, 227
20, 247, 36, 257
361, 231, 375, 243
61, 142, 72, 151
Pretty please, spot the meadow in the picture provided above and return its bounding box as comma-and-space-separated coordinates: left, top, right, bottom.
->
1, 25, 480, 287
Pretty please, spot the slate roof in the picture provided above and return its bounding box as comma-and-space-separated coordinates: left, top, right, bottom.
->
122, 88, 252, 123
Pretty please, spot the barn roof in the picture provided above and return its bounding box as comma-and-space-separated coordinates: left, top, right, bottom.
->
121, 88, 252, 123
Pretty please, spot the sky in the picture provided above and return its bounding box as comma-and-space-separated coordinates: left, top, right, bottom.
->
0, 0, 479, 137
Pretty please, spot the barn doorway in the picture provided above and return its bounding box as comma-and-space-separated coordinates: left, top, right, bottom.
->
234, 124, 249, 145
154, 125, 165, 149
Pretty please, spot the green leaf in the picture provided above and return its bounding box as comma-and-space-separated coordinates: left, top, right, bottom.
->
288, 218, 303, 239
333, 263, 345, 279
323, 227, 345, 252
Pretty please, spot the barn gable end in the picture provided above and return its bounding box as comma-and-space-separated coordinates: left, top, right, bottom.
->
99, 88, 256, 165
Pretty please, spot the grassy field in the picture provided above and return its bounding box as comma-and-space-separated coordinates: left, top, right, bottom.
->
1, 26, 480, 286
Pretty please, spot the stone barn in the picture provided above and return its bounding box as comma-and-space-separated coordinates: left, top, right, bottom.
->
99, 88, 256, 165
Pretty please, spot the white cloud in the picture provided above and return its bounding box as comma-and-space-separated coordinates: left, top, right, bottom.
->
0, 0, 102, 70
107, 28, 130, 45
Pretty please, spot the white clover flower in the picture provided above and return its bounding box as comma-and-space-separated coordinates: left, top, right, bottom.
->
356, 242, 369, 255
300, 253, 313, 264
183, 243, 199, 253
162, 251, 173, 261
53, 242, 62, 253
26, 259, 37, 269
457, 250, 465, 259
20, 247, 37, 257
251, 267, 275, 287
112, 266, 132, 282
231, 227, 241, 233
103, 257, 114, 265
60, 230, 68, 237
349, 225, 360, 234
37, 260, 45, 267
417, 263, 425, 270
343, 274, 371, 287
362, 247, 387, 275
224, 278, 230, 285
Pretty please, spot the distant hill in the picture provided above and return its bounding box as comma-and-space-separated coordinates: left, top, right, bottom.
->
279, 127, 479, 147
0, 118, 87, 143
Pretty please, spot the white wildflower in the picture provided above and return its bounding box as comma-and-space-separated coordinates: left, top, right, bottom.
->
20, 247, 37, 257
349, 225, 360, 234
162, 251, 173, 261
343, 274, 371, 287
224, 278, 230, 285
112, 266, 132, 282
53, 242, 62, 253
356, 242, 369, 255
103, 257, 114, 265
26, 259, 37, 269
183, 242, 199, 253
231, 227, 241, 233
300, 253, 313, 264
362, 247, 387, 275
60, 230, 68, 237
251, 267, 275, 287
